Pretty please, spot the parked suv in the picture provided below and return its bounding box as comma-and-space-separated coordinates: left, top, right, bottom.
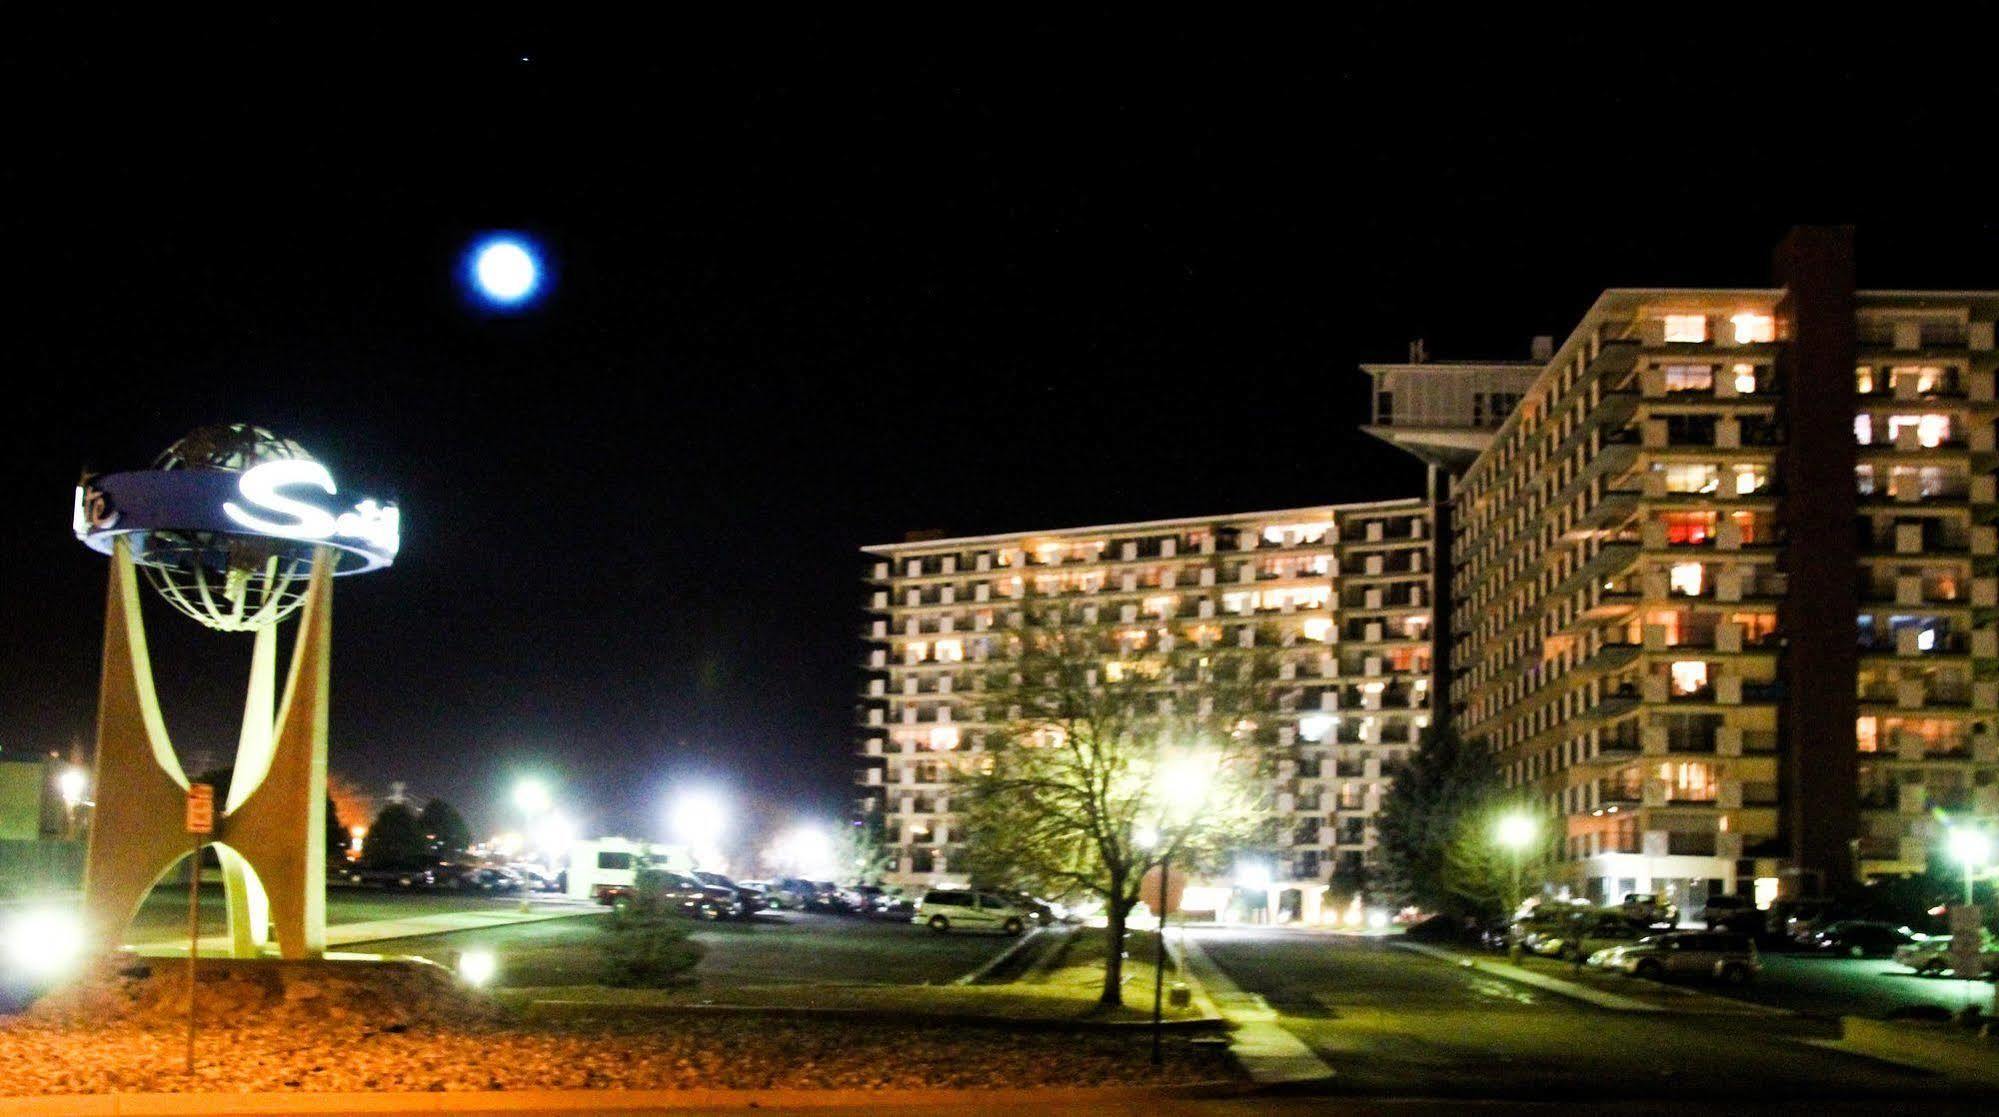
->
913, 889, 1029, 935
1700, 894, 1760, 933
1617, 893, 1679, 928
1590, 931, 1760, 984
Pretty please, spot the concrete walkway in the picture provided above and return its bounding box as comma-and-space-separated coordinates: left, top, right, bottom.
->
127, 905, 598, 956
1179, 931, 1335, 1085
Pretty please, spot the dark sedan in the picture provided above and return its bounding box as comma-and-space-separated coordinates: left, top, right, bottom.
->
1810, 920, 1916, 958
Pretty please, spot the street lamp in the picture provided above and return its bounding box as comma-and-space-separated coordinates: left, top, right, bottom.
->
670, 791, 728, 869
56, 767, 89, 840
1495, 812, 1537, 956
1948, 826, 1991, 907
513, 778, 552, 818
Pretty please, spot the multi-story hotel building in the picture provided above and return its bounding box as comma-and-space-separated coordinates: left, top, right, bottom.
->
1366, 228, 1999, 916
858, 502, 1434, 912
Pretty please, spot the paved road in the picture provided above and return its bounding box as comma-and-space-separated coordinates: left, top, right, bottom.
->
1734, 952, 1999, 1018
352, 908, 1016, 989
1191, 926, 1996, 1105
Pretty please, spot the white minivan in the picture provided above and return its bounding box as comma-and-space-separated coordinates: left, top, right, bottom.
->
913, 889, 1029, 935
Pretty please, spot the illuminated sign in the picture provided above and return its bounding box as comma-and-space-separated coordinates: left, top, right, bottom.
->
75, 461, 400, 573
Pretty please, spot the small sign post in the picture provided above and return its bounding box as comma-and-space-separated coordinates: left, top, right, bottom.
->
184, 783, 214, 1076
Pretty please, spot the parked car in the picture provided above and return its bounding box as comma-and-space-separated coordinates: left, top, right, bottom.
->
764, 877, 818, 910
1525, 913, 1649, 960
1808, 920, 1916, 958
806, 880, 855, 913
867, 888, 917, 919
997, 891, 1065, 926
596, 870, 735, 919
1617, 893, 1679, 928
341, 867, 432, 889
1894, 933, 1999, 977
695, 871, 766, 917
1589, 931, 1760, 984
913, 889, 1029, 935
459, 866, 524, 893
1701, 894, 1761, 933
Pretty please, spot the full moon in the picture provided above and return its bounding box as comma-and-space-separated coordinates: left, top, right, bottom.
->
472, 239, 540, 303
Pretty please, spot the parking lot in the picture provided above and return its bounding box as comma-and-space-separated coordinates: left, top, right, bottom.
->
344, 904, 1022, 990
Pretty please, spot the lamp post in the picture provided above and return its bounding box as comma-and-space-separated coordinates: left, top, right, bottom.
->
1945, 826, 1991, 1016
1947, 826, 1989, 908
57, 767, 89, 842
1145, 751, 1215, 1069
1495, 812, 1537, 959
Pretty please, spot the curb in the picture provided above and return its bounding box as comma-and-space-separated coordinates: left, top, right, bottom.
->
952, 925, 1053, 985
1391, 941, 1665, 1012
1179, 932, 1337, 1085
0, 1082, 1252, 1115
1799, 1015, 1999, 1086
517, 997, 1229, 1033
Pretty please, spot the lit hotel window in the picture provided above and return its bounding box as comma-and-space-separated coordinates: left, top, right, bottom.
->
1302, 617, 1333, 642
934, 639, 963, 663
1732, 364, 1758, 394
1733, 465, 1765, 495
1669, 562, 1704, 596
1662, 365, 1714, 393
1856, 717, 1878, 753
1664, 315, 1708, 343
1856, 367, 1876, 394
1731, 313, 1775, 344
1669, 660, 1709, 695
929, 726, 960, 751
905, 641, 928, 664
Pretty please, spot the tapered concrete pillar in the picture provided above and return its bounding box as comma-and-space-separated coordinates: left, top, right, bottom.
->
80, 540, 199, 950
80, 543, 334, 960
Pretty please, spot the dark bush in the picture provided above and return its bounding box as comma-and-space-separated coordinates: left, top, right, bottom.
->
599, 909, 704, 987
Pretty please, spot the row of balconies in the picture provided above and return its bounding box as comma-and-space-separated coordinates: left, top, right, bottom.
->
1586, 778, 1779, 812
1862, 780, 1999, 816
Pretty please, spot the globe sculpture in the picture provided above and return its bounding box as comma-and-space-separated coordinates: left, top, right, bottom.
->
73, 423, 399, 960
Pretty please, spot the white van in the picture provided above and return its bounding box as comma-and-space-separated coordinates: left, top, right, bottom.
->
913, 889, 1029, 935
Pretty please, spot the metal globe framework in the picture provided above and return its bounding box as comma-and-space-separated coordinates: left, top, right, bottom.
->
75, 422, 399, 633
136, 424, 323, 631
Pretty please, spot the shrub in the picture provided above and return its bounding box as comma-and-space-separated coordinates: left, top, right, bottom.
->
599, 909, 704, 988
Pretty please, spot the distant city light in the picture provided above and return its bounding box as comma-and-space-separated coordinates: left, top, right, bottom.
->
469, 237, 542, 305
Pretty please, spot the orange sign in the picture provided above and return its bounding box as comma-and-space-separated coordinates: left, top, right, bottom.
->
185, 783, 215, 835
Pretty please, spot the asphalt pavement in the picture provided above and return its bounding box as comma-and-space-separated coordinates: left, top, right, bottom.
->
347, 906, 1016, 989
1188, 926, 1999, 1105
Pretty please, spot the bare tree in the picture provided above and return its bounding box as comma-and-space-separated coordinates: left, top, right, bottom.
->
959, 609, 1264, 1008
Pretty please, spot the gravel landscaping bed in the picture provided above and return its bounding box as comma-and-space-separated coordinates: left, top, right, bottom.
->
0, 1014, 1239, 1094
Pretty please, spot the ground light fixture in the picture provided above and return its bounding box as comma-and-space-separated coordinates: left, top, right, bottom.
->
456, 949, 498, 987
3, 908, 84, 980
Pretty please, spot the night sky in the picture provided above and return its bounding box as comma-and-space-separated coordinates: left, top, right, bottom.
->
8, 12, 1999, 848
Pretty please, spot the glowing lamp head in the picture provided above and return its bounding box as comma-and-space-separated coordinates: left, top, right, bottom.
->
670, 791, 728, 846
513, 779, 552, 816
57, 768, 88, 809
1948, 826, 1992, 869
1496, 813, 1537, 851
468, 236, 543, 307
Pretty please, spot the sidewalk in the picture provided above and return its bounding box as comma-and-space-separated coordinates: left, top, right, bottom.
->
126, 905, 599, 956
